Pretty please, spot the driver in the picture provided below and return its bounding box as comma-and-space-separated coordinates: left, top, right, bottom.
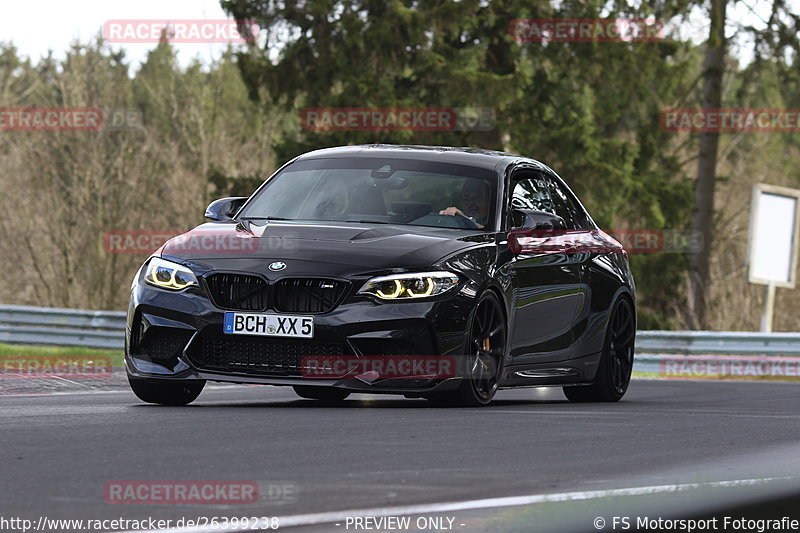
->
439, 179, 489, 228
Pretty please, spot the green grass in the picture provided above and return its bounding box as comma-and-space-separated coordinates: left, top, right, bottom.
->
0, 343, 124, 367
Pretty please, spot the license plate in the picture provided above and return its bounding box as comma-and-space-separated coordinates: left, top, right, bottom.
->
224, 312, 314, 338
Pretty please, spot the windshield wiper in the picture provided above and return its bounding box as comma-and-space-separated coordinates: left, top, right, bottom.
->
348, 219, 394, 225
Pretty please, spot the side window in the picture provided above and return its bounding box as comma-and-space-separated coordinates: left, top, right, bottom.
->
545, 175, 590, 230
511, 174, 554, 214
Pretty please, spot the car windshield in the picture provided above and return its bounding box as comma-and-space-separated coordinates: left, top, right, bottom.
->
239, 157, 497, 230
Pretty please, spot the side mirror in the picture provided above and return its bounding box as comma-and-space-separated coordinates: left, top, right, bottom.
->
204, 197, 248, 221
511, 209, 566, 231
509, 209, 568, 255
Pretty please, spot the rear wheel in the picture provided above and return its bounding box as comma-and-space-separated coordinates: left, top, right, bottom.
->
293, 386, 350, 401
128, 377, 205, 406
427, 291, 506, 407
564, 297, 635, 402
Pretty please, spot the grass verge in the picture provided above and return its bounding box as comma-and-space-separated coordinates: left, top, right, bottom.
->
0, 342, 124, 367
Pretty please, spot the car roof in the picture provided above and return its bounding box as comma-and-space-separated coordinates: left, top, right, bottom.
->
293, 144, 548, 173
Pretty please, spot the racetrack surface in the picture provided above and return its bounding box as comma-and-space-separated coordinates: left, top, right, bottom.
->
3, 380, 800, 531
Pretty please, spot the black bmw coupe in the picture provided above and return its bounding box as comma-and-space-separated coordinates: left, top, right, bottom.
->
125, 145, 636, 406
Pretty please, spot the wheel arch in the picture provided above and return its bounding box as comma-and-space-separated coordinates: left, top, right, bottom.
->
596, 286, 637, 348
465, 281, 512, 366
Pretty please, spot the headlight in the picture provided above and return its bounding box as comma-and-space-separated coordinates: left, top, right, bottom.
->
358, 272, 459, 300
144, 257, 198, 290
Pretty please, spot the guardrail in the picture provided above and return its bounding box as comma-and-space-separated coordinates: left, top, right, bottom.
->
634, 330, 800, 375
636, 330, 800, 356
0, 305, 127, 350
1, 304, 800, 361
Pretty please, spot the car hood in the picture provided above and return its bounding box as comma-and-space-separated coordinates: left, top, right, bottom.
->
159, 220, 491, 276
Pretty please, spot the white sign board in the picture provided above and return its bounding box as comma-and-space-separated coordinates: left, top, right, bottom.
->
748, 184, 800, 288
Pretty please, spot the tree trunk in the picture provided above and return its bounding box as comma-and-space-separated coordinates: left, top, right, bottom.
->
689, 0, 727, 330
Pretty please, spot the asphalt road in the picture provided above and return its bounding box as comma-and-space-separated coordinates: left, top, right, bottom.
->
3, 379, 800, 532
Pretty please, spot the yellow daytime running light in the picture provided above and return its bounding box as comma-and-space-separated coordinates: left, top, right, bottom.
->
406, 277, 435, 298
359, 272, 459, 301
376, 279, 404, 299
145, 258, 198, 291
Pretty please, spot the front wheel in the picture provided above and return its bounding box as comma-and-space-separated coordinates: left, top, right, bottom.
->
427, 291, 506, 407
564, 297, 635, 402
128, 376, 205, 406
293, 386, 350, 401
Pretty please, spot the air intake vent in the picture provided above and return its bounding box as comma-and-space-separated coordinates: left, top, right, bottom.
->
189, 333, 348, 376
139, 327, 193, 361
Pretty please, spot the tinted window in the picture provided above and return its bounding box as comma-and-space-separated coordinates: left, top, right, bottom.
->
510, 171, 590, 230
546, 175, 591, 230
511, 174, 554, 213
510, 172, 559, 228
240, 158, 497, 230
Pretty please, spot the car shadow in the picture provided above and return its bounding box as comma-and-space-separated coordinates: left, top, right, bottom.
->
130, 397, 577, 408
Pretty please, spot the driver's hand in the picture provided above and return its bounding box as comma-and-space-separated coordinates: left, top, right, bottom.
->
439, 207, 465, 217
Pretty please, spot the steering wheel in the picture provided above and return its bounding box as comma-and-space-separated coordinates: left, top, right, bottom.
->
451, 213, 480, 229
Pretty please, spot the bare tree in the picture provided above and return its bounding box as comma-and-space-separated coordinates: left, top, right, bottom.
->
688, 0, 728, 329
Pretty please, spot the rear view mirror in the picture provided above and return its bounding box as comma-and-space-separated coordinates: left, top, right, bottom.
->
204, 197, 248, 221
371, 164, 396, 179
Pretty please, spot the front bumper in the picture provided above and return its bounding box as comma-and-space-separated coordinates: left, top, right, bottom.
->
125, 274, 476, 394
